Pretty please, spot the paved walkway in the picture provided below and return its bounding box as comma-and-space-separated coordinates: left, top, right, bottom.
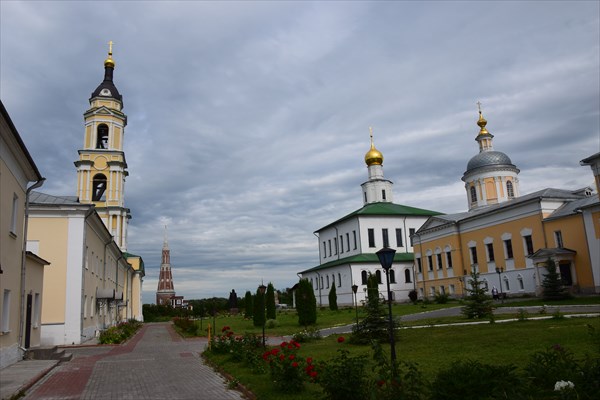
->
17, 323, 244, 400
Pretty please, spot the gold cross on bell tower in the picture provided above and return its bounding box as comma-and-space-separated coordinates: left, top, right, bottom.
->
108, 40, 114, 56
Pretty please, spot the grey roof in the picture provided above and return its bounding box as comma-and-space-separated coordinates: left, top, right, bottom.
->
580, 152, 600, 165
425, 188, 589, 226
465, 150, 516, 173
544, 195, 599, 220
29, 191, 80, 205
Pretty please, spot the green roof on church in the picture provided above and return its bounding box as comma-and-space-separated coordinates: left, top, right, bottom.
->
299, 252, 414, 274
315, 202, 442, 232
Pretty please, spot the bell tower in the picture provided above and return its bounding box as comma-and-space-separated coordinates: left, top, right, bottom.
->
156, 227, 176, 305
75, 42, 130, 250
361, 127, 394, 205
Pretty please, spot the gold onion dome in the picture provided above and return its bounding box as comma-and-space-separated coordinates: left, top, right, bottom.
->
104, 56, 115, 69
477, 111, 489, 135
365, 128, 383, 166
104, 40, 115, 68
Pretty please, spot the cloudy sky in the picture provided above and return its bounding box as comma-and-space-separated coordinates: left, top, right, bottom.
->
1, 1, 598, 304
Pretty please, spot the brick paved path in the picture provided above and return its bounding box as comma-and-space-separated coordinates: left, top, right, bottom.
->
24, 323, 245, 400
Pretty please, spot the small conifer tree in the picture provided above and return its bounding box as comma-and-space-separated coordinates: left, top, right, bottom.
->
253, 288, 265, 327
266, 282, 276, 320
328, 284, 338, 311
351, 272, 393, 343
296, 278, 317, 326
462, 270, 493, 319
244, 290, 253, 318
542, 258, 570, 300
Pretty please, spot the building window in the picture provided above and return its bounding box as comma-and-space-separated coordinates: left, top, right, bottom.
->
10, 193, 19, 235
332, 274, 335, 287
449, 284, 455, 294
503, 276, 510, 291
504, 239, 513, 259
364, 192, 367, 203
405, 269, 411, 283
482, 279, 489, 291
346, 233, 350, 251
517, 274, 524, 290
436, 253, 443, 270
338, 273, 342, 287
334, 238, 338, 255
340, 236, 344, 253
555, 231, 563, 248
84, 295, 88, 318
96, 124, 109, 149
470, 246, 478, 265
446, 251, 453, 269
416, 257, 422, 273
361, 270, 368, 285
92, 173, 107, 201
320, 276, 324, 289
328, 240, 332, 257
382, 229, 389, 248
507, 181, 514, 198
409, 228, 415, 246
523, 235, 534, 255
323, 242, 326, 258
33, 293, 41, 327
310, 278, 313, 288
382, 189, 386, 200
470, 186, 477, 203
427, 255, 433, 271
389, 269, 396, 283
326, 275, 330, 288
375, 270, 382, 284
353, 231, 357, 249
2, 290, 11, 333
396, 228, 403, 247
486, 243, 495, 262
368, 229, 375, 248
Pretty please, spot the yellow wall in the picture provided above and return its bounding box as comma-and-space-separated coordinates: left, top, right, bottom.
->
27, 218, 68, 323
543, 215, 593, 288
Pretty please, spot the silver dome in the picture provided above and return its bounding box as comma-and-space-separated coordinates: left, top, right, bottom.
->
466, 151, 514, 172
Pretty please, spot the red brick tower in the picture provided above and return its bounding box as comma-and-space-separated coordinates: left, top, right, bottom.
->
156, 227, 176, 305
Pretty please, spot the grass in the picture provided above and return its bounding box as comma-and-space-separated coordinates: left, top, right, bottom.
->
204, 316, 600, 399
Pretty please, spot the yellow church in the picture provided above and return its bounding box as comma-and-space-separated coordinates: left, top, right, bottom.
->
413, 109, 600, 298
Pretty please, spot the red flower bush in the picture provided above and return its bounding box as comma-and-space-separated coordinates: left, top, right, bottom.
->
337, 336, 345, 343
263, 340, 307, 392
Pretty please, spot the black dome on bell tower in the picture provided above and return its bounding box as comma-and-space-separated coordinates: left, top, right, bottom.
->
90, 48, 123, 104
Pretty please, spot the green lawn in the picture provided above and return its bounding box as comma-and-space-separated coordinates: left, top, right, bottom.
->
203, 315, 600, 400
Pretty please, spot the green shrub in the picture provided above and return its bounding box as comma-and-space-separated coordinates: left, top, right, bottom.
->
291, 327, 321, 343
434, 291, 450, 304
266, 319, 278, 329
432, 359, 524, 400
98, 320, 142, 344
317, 348, 369, 400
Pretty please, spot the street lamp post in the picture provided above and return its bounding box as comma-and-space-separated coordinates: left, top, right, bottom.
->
258, 283, 267, 347
495, 267, 504, 304
376, 247, 397, 366
351, 284, 359, 328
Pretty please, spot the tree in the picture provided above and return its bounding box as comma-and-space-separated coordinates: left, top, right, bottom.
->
461, 270, 494, 319
266, 282, 276, 320
351, 272, 393, 344
253, 290, 265, 328
542, 258, 570, 300
296, 278, 317, 326
244, 290, 253, 318
328, 284, 338, 311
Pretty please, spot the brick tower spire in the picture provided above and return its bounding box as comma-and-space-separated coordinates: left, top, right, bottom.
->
156, 226, 175, 305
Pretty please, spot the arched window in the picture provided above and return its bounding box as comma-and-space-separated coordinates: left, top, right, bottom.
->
92, 174, 107, 201
361, 270, 368, 285
470, 186, 477, 203
517, 274, 524, 290
331, 274, 335, 287
404, 269, 412, 283
375, 270, 382, 284
389, 269, 396, 283
507, 181, 515, 198
326, 276, 329, 288
96, 124, 109, 149
338, 273, 341, 287
482, 279, 489, 291
503, 276, 510, 291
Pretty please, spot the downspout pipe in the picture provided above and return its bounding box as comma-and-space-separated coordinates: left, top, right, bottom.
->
18, 178, 45, 352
